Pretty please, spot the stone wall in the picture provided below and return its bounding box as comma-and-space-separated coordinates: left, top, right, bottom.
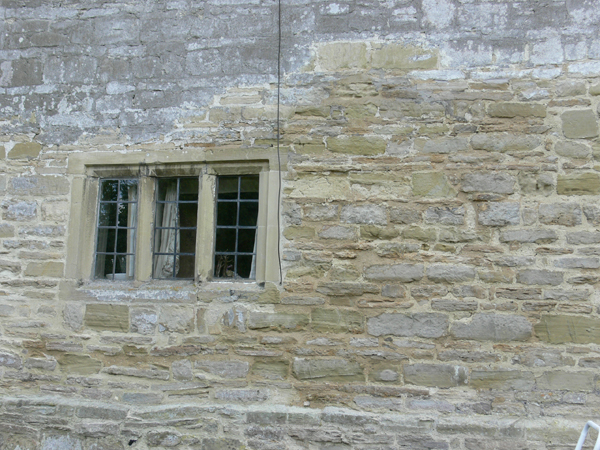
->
2, 1, 600, 449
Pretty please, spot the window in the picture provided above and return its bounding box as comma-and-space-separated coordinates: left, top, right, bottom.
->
66, 148, 282, 284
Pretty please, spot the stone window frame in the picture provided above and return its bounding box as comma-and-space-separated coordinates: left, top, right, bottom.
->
66, 148, 283, 284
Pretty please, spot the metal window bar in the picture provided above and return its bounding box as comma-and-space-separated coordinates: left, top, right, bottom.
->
153, 177, 198, 279
575, 421, 600, 450
214, 175, 259, 279
95, 179, 137, 279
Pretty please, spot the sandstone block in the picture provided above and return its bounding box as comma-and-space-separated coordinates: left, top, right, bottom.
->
478, 202, 520, 226
304, 204, 338, 221
316, 282, 378, 296
412, 172, 456, 197
419, 137, 469, 154
539, 203, 582, 226
292, 358, 364, 382
554, 257, 600, 269
389, 207, 421, 224
317, 42, 368, 71
462, 172, 515, 194
283, 226, 315, 239
450, 313, 532, 341
57, 354, 102, 375
566, 231, 600, 244
517, 269, 563, 286
9, 176, 70, 196
311, 308, 363, 333
470, 370, 534, 390
402, 225, 436, 242
252, 360, 289, 380
364, 263, 424, 282
426, 264, 476, 283
195, 360, 249, 379
360, 225, 399, 240
431, 299, 478, 312
500, 229, 557, 243
247, 312, 308, 330
555, 141, 591, 159
63, 303, 84, 331
471, 133, 541, 153
318, 225, 357, 240
557, 80, 586, 97
537, 371, 594, 392
367, 313, 448, 338
371, 44, 438, 70
535, 315, 600, 344
85, 304, 129, 332
327, 136, 386, 155
25, 261, 64, 277
341, 204, 386, 225
8, 142, 42, 159
159, 306, 194, 333
0, 223, 14, 237
557, 173, 600, 195
375, 242, 421, 258
561, 110, 598, 139
488, 103, 546, 118
404, 364, 468, 388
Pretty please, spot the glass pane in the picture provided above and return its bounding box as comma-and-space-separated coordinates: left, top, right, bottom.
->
218, 177, 238, 200
100, 180, 118, 201
154, 254, 178, 278
238, 228, 256, 253
217, 202, 237, 226
177, 255, 195, 279
117, 202, 130, 227
116, 229, 129, 253
119, 180, 138, 201
180, 229, 196, 254
237, 255, 254, 279
216, 228, 236, 253
239, 202, 258, 226
154, 228, 177, 254
115, 255, 128, 274
97, 228, 116, 254
157, 179, 178, 202
98, 203, 117, 227
96, 254, 115, 278
214, 254, 234, 278
180, 202, 198, 228
179, 178, 199, 201
240, 175, 259, 199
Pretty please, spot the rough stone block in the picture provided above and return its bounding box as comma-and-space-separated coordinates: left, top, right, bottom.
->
130, 308, 157, 335
85, 304, 129, 332
251, 360, 289, 380
470, 370, 534, 390
389, 207, 421, 224
426, 264, 476, 283
404, 364, 468, 388
488, 103, 546, 118
371, 44, 438, 70
311, 308, 363, 333
247, 312, 308, 330
566, 231, 600, 244
412, 172, 456, 197
556, 80, 586, 97
283, 226, 315, 239
317, 42, 368, 71
368, 313, 448, 338
471, 133, 541, 153
316, 282, 378, 296
318, 225, 357, 240
0, 223, 14, 237
9, 176, 69, 196
8, 142, 42, 159
555, 141, 591, 159
554, 257, 600, 269
462, 172, 515, 194
419, 137, 469, 154
424, 206, 465, 225
535, 315, 600, 344
537, 371, 594, 392
292, 358, 364, 382
364, 263, 424, 282
0, 351, 22, 369
57, 354, 102, 375
340, 204, 387, 225
561, 110, 598, 139
477, 203, 520, 226
500, 229, 557, 243
327, 136, 386, 155
24, 261, 64, 277
583, 204, 600, 226
517, 270, 563, 286
360, 225, 399, 240
195, 360, 249, 379
158, 306, 194, 333
1, 58, 43, 87
402, 225, 436, 242
539, 203, 582, 226
2, 200, 37, 221
557, 173, 600, 195
450, 313, 532, 341
304, 204, 338, 221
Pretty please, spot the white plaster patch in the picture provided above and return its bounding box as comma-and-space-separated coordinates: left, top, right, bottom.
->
530, 35, 564, 66
422, 0, 455, 29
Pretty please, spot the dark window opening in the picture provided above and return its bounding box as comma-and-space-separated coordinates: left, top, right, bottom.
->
153, 177, 198, 279
214, 175, 259, 279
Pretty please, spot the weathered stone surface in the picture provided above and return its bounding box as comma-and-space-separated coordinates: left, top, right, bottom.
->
470, 370, 534, 390
554, 257, 600, 269
316, 282, 378, 296
158, 306, 194, 333
2, 200, 37, 221
419, 137, 469, 154
0, 351, 22, 369
488, 103, 546, 118
537, 371, 594, 392
557, 173, 600, 195
57, 354, 102, 375
130, 308, 158, 335
424, 206, 465, 225
404, 364, 468, 388
561, 110, 598, 139
371, 43, 438, 70
283, 226, 315, 239
426, 264, 476, 283
450, 314, 532, 341
517, 270, 563, 286
195, 360, 249, 379
360, 225, 399, 240
539, 203, 582, 226
566, 231, 600, 244
252, 360, 289, 380
389, 207, 421, 224
583, 204, 600, 226
24, 261, 64, 277
555, 141, 591, 159
318, 225, 357, 240
364, 263, 424, 282
412, 172, 456, 197
85, 304, 129, 332
9, 176, 70, 196
311, 308, 363, 333
304, 204, 338, 221
471, 133, 541, 153
147, 430, 182, 447
500, 229, 558, 243
535, 315, 600, 344
340, 204, 386, 225
368, 313, 448, 338
8, 142, 42, 159
247, 312, 309, 330
317, 42, 368, 71
327, 136, 386, 156
292, 358, 364, 382
478, 203, 520, 226
462, 172, 515, 194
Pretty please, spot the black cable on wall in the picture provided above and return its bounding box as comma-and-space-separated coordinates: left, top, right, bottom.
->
276, 0, 283, 284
